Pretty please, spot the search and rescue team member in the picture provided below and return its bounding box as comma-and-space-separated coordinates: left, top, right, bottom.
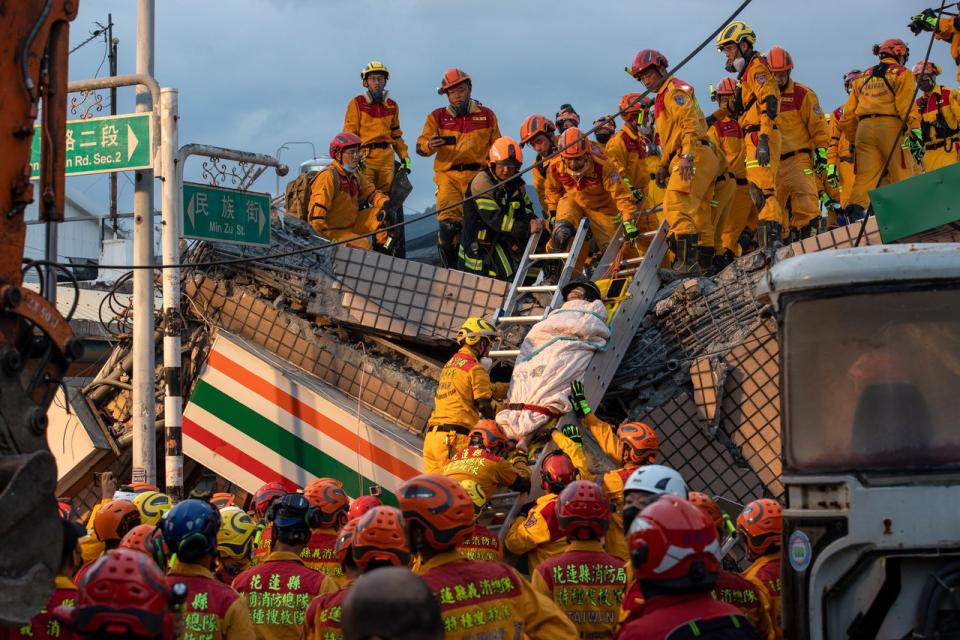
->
162, 499, 257, 640
739, 498, 785, 640
629, 48, 724, 272
839, 39, 920, 223
544, 127, 640, 255
913, 61, 960, 171
417, 68, 501, 268
441, 420, 531, 501
306, 132, 390, 251
397, 474, 578, 640
766, 47, 831, 241
910, 8, 960, 84
458, 137, 542, 281
519, 114, 560, 218
714, 21, 784, 253
300, 479, 351, 584
343, 61, 411, 193
424, 317, 506, 474
232, 494, 337, 640
531, 481, 628, 639
826, 71, 863, 217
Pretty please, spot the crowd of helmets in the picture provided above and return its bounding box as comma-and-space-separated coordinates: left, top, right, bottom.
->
315, 10, 958, 279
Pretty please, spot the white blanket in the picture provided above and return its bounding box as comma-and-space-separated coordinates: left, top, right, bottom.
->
496, 299, 610, 441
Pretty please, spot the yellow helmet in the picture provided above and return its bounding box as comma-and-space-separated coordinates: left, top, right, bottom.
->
456, 317, 498, 346
132, 491, 172, 526
459, 479, 487, 510
361, 60, 390, 81
217, 506, 259, 561
716, 21, 757, 50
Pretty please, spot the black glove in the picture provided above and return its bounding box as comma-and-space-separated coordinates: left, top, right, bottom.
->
559, 423, 583, 446
551, 221, 574, 249
655, 165, 669, 189
756, 134, 771, 167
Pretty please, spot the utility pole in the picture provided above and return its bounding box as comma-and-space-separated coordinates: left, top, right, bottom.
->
108, 14, 119, 236
132, 0, 156, 486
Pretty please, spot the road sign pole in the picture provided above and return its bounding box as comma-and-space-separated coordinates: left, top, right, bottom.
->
132, 0, 156, 487
160, 88, 183, 502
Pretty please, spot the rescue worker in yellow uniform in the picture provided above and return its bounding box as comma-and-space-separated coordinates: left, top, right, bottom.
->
629, 48, 724, 272
519, 114, 559, 218
544, 127, 641, 255
839, 39, 920, 221
739, 498, 784, 640
215, 506, 258, 584
913, 61, 960, 171
424, 318, 507, 474
910, 9, 960, 84
455, 479, 504, 562
458, 137, 542, 280
398, 474, 578, 639
442, 420, 531, 501
504, 450, 579, 572
555, 104, 581, 133
306, 132, 390, 251
593, 115, 617, 146
766, 47, 831, 241
605, 93, 661, 254
714, 21, 784, 253
417, 68, 501, 268
301, 479, 351, 584
826, 70, 862, 221
343, 61, 411, 194
708, 78, 755, 262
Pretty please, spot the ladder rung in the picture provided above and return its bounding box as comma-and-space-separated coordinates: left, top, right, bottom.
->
622, 257, 645, 265
497, 315, 543, 324
489, 349, 521, 358
529, 252, 569, 261
517, 285, 557, 293
615, 269, 638, 277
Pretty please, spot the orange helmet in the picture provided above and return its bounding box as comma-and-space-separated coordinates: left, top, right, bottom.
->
687, 491, 723, 531
119, 524, 168, 568
58, 500, 74, 521
351, 506, 411, 571
711, 77, 738, 102
593, 116, 616, 136
619, 421, 659, 466
468, 420, 513, 455
334, 519, 359, 565
127, 482, 159, 493
737, 498, 783, 556
766, 47, 793, 73
555, 104, 580, 129
94, 500, 142, 543
519, 114, 556, 146
303, 481, 350, 529
619, 93, 650, 117
540, 450, 578, 493
912, 61, 942, 77
874, 38, 909, 61
348, 495, 384, 522
437, 68, 471, 95
488, 137, 523, 168
210, 493, 235, 509
398, 474, 475, 551
628, 49, 669, 79
558, 128, 590, 159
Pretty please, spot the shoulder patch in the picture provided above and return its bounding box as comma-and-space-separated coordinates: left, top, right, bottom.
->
674, 94, 686, 105
813, 103, 823, 115
609, 170, 621, 182
756, 72, 768, 86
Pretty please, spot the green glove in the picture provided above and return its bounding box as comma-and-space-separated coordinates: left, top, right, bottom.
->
904, 128, 924, 164
401, 156, 412, 172
819, 191, 839, 210
812, 147, 828, 174
622, 217, 640, 241
911, 10, 939, 30
560, 423, 583, 446
569, 380, 591, 418
825, 163, 840, 188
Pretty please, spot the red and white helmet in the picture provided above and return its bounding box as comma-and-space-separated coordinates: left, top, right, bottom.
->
628, 495, 720, 587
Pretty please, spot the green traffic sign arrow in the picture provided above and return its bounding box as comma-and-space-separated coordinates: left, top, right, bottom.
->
30, 113, 153, 178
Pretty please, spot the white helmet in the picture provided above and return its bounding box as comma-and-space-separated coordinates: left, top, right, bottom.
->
623, 464, 687, 498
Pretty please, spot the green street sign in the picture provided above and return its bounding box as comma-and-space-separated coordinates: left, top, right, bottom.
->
30, 113, 152, 178
182, 182, 271, 247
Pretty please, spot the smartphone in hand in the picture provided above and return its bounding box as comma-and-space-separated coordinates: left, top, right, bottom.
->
440, 135, 457, 146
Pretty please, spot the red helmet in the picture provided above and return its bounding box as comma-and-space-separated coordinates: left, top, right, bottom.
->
398, 474, 475, 551
912, 61, 942, 77
766, 47, 793, 73
254, 482, 289, 518
119, 524, 169, 569
737, 498, 783, 556
520, 114, 556, 146
628, 495, 720, 586
469, 419, 513, 455
54, 549, 173, 638
329, 132, 362, 160
557, 480, 611, 540
874, 38, 909, 61
619, 93, 650, 117
334, 519, 359, 565
58, 500, 74, 521
558, 128, 590, 159
619, 421, 659, 466
348, 495, 384, 522
351, 506, 411, 571
94, 500, 142, 543
628, 49, 669, 79
303, 480, 350, 529
687, 491, 724, 532
540, 450, 578, 493
437, 68, 471, 95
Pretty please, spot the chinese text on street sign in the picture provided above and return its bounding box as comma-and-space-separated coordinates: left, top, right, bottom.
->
182, 182, 271, 247
30, 113, 152, 178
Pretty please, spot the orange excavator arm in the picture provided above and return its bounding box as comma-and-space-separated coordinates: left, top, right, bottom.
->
0, 0, 82, 626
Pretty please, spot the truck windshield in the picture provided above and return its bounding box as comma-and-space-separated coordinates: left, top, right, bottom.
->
784, 287, 960, 473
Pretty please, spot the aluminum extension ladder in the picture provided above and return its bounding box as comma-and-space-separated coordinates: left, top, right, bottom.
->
484, 220, 671, 548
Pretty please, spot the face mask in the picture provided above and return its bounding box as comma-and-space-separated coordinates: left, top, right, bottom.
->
639, 121, 653, 136
341, 160, 357, 173
730, 57, 746, 73
368, 88, 384, 102
622, 505, 641, 533
454, 100, 471, 117
595, 131, 613, 144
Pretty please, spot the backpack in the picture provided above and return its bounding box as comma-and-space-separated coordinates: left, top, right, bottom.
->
284, 168, 336, 220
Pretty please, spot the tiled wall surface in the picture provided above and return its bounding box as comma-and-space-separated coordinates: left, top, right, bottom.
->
786, 217, 882, 256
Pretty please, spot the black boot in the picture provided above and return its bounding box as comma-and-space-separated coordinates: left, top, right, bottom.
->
803, 220, 820, 238
737, 228, 756, 255
788, 227, 801, 244
713, 248, 736, 272
697, 246, 716, 274
757, 220, 783, 256
845, 204, 866, 222
672, 233, 700, 274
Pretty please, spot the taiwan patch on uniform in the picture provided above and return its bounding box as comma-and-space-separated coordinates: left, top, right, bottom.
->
813, 104, 823, 115
523, 515, 537, 528
674, 94, 686, 105
609, 171, 621, 182
756, 73, 768, 85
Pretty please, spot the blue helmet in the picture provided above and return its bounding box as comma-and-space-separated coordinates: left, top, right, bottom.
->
161, 499, 220, 562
